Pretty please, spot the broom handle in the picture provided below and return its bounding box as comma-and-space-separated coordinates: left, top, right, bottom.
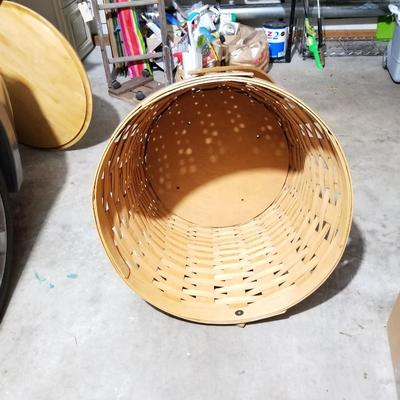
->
316, 0, 324, 49
189, 65, 274, 83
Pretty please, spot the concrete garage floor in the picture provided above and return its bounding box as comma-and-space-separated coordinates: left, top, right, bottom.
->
0, 48, 399, 399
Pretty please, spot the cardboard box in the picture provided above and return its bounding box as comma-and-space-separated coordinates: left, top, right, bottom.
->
388, 295, 400, 398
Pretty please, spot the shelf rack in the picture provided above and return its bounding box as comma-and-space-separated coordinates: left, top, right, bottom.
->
91, 0, 174, 103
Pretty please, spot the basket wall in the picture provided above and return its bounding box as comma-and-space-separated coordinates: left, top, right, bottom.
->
93, 75, 352, 324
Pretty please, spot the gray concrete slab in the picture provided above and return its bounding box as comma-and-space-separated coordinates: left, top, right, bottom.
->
0, 49, 399, 400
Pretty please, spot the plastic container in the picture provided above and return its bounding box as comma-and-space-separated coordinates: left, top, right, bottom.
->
182, 47, 202, 79
386, 11, 400, 82
263, 23, 288, 59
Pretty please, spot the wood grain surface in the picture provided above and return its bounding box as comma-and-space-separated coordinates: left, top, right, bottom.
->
0, 1, 92, 149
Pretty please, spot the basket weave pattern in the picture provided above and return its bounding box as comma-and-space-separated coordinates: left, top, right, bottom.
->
93, 75, 352, 324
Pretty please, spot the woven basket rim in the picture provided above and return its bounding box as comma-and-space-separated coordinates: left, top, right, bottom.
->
93, 75, 353, 324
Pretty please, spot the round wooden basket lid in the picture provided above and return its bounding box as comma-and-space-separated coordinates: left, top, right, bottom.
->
0, 1, 92, 149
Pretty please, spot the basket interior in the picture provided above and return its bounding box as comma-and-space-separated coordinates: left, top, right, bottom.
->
145, 86, 289, 227
94, 77, 352, 324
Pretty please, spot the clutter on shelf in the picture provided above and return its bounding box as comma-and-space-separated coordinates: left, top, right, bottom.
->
99, 1, 273, 85
166, 3, 270, 79
92, 0, 173, 105
224, 25, 269, 72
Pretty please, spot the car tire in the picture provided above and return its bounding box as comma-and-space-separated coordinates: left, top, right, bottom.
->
383, 48, 388, 70
0, 170, 13, 322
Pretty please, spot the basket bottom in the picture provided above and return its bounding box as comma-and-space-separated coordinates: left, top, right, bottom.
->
145, 87, 289, 227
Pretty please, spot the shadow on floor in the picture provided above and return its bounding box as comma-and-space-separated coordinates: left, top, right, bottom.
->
270, 220, 364, 321
81, 56, 98, 72
5, 146, 68, 317
70, 94, 120, 150
2, 93, 121, 321
4, 93, 121, 311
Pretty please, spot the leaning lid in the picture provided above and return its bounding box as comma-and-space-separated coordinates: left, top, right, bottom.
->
0, 1, 92, 149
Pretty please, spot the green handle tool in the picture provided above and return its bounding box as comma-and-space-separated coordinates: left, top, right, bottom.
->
304, 17, 323, 70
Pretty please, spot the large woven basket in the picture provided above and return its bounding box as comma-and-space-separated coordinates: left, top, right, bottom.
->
93, 68, 352, 324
